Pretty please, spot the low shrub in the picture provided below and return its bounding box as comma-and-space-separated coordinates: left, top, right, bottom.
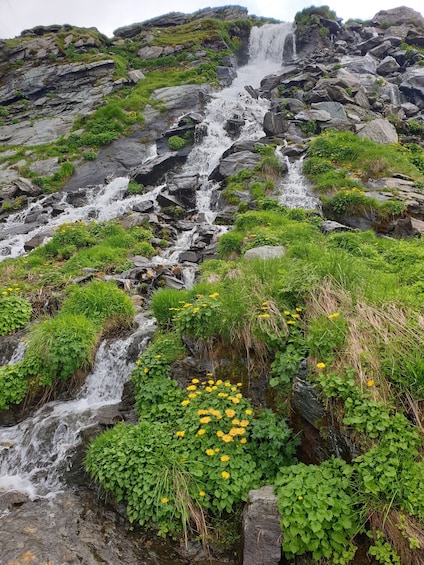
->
0, 290, 32, 335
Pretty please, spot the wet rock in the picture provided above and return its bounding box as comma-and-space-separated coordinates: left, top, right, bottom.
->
209, 151, 262, 182
132, 153, 184, 186
23, 232, 50, 251
179, 250, 201, 263
263, 112, 288, 136
377, 56, 400, 75
242, 485, 282, 565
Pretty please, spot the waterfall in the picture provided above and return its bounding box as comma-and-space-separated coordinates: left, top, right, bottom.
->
0, 22, 315, 501
277, 150, 322, 211
0, 314, 155, 499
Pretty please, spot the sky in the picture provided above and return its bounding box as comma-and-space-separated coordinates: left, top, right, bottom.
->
0, 0, 423, 40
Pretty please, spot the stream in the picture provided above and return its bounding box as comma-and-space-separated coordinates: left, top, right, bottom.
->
0, 22, 317, 564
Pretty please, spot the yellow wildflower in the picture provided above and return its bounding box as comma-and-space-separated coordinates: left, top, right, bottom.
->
216, 430, 224, 437
176, 431, 185, 438
298, 495, 303, 500
209, 292, 219, 299
225, 409, 236, 418
186, 385, 197, 391
367, 379, 375, 387
231, 397, 240, 404
287, 320, 296, 325
237, 382, 242, 387
218, 392, 228, 398
284, 310, 291, 315
328, 312, 340, 319
245, 409, 252, 416
205, 386, 213, 393
206, 449, 215, 456
199, 491, 206, 497
220, 455, 230, 462
136, 359, 141, 365
206, 372, 213, 377
292, 313, 300, 319
221, 434, 234, 443
197, 429, 206, 436
240, 438, 247, 444
181, 400, 190, 406
216, 379, 223, 385
316, 362, 326, 369
193, 307, 200, 314
192, 378, 199, 384
154, 355, 161, 359
188, 393, 196, 399
232, 419, 240, 425
200, 416, 211, 424
240, 420, 249, 427
143, 367, 149, 373
161, 497, 169, 504
236, 393, 242, 399
257, 313, 271, 319
221, 471, 230, 479
296, 307, 302, 312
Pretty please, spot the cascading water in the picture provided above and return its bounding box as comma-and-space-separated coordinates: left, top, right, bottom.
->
0, 21, 318, 561
0, 313, 155, 500
277, 150, 322, 210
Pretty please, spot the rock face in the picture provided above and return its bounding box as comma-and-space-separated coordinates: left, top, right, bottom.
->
242, 486, 282, 565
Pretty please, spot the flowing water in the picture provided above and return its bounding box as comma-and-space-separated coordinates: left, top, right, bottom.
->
0, 22, 317, 563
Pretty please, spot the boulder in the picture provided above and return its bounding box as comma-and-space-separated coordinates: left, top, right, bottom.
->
372, 7, 424, 27
242, 486, 282, 565
263, 112, 288, 136
244, 245, 286, 260
356, 118, 398, 144
209, 151, 262, 182
377, 56, 400, 75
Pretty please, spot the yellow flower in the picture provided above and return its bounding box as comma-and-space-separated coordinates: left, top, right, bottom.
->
205, 386, 213, 393
188, 393, 196, 399
231, 397, 240, 404
214, 448, 220, 452
186, 385, 197, 391
232, 419, 240, 425
136, 359, 141, 365
287, 320, 296, 325
240, 420, 249, 427
328, 312, 340, 319
231, 386, 237, 392
240, 438, 247, 444
161, 497, 169, 504
229, 428, 240, 436
221, 471, 230, 479
1, 291, 8, 295
220, 455, 230, 462
176, 431, 185, 437
216, 379, 223, 385
216, 431, 224, 437
218, 392, 228, 398
225, 409, 236, 418
316, 362, 326, 369
192, 378, 199, 384
200, 416, 211, 424
295, 307, 302, 312
199, 491, 206, 497
209, 292, 219, 299
284, 310, 291, 315
245, 409, 252, 416
221, 434, 234, 443
235, 393, 242, 399
298, 495, 303, 500
154, 355, 161, 359
292, 313, 300, 319
193, 307, 200, 314
262, 301, 268, 306
183, 303, 193, 308
206, 449, 215, 456
181, 400, 190, 406
197, 429, 206, 436
143, 367, 149, 373
237, 382, 242, 387
206, 372, 213, 377
257, 313, 271, 319
367, 379, 375, 387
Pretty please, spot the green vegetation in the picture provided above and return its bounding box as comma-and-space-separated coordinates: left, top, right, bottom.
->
0, 287, 32, 335
83, 199, 424, 560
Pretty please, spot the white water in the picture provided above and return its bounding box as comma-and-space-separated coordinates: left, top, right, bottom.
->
0, 314, 155, 498
277, 151, 321, 210
0, 22, 318, 500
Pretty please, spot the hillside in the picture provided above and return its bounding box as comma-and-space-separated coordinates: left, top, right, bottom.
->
1, 5, 424, 564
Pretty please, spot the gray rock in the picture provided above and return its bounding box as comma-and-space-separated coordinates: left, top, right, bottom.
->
356, 118, 398, 144
127, 69, 145, 83
311, 101, 347, 120
377, 56, 400, 75
372, 7, 424, 27
263, 112, 288, 136
400, 67, 424, 105
321, 220, 353, 233
368, 40, 392, 58
131, 153, 183, 186
295, 109, 332, 122
132, 200, 154, 213
138, 46, 163, 60
178, 250, 200, 263
209, 151, 262, 181
242, 486, 282, 565
244, 245, 286, 260
401, 102, 420, 116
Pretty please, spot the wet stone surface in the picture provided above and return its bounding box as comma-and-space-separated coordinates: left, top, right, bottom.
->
0, 488, 236, 565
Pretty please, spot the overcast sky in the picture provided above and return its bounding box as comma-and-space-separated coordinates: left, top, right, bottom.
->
1, 0, 423, 39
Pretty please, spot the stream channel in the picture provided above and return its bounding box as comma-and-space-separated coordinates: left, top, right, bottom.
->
0, 22, 318, 564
